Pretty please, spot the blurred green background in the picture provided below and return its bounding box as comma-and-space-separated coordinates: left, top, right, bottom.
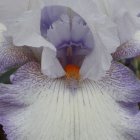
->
121, 56, 140, 79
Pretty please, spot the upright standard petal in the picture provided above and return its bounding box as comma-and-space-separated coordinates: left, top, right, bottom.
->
41, 6, 68, 37
0, 0, 42, 25
41, 47, 65, 78
5, 1, 121, 80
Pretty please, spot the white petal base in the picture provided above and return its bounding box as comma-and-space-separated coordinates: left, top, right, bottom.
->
2, 79, 132, 140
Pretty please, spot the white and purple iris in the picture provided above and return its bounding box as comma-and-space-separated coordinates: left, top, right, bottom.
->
0, 0, 140, 140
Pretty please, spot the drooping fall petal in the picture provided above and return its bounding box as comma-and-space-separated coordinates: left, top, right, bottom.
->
0, 61, 140, 140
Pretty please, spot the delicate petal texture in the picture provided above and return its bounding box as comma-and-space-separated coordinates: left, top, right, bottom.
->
46, 15, 71, 48
71, 16, 94, 52
0, 1, 140, 139
123, 111, 140, 140
5, 1, 120, 80
0, 0, 42, 25
0, 62, 44, 109
41, 6, 68, 37
43, 0, 137, 49
113, 40, 140, 60
117, 0, 140, 24
97, 0, 140, 43
46, 14, 94, 53
2, 0, 140, 80
6, 10, 55, 52
41, 0, 120, 79
0, 25, 36, 73
100, 61, 140, 103
0, 62, 140, 140
41, 47, 65, 78
80, 35, 112, 80
0, 23, 6, 44
0, 43, 35, 74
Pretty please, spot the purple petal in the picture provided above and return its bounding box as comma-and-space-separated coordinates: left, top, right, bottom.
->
0, 41, 36, 74
41, 6, 68, 37
100, 61, 140, 103
123, 111, 140, 140
112, 40, 140, 60
46, 13, 94, 52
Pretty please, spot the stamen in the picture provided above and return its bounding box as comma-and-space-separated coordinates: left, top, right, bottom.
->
65, 64, 80, 80
66, 46, 72, 56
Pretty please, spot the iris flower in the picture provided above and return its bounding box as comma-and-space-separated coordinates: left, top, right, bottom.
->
0, 0, 140, 140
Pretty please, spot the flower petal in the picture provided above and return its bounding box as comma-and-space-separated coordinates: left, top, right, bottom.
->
0, 0, 41, 25
41, 6, 68, 37
5, 0, 119, 80
0, 41, 35, 74
6, 10, 56, 52
112, 38, 140, 60
0, 61, 139, 140
80, 34, 112, 80
4, 0, 140, 80
0, 62, 44, 108
100, 61, 140, 103
123, 111, 140, 140
41, 47, 65, 78
46, 14, 71, 48
98, 0, 140, 43
0, 23, 6, 43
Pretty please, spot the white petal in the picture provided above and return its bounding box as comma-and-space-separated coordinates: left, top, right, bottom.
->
0, 23, 6, 33
98, 0, 140, 43
0, 0, 42, 25
0, 84, 129, 139
0, 23, 6, 46
46, 15, 70, 47
6, 10, 55, 51
2, 83, 128, 140
0, 61, 139, 140
80, 34, 112, 80
41, 47, 65, 78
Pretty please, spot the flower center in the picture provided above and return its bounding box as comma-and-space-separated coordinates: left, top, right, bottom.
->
40, 6, 94, 79
65, 64, 80, 80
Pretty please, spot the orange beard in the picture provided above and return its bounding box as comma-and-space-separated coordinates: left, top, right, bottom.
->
65, 64, 80, 80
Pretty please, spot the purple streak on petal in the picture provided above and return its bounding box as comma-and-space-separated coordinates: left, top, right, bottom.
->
100, 61, 140, 140
40, 6, 68, 38
112, 41, 140, 60
45, 11, 94, 67
118, 101, 139, 115
123, 111, 140, 140
0, 62, 46, 112
0, 62, 54, 140
0, 42, 36, 74
41, 6, 94, 56
46, 15, 94, 52
101, 61, 140, 103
